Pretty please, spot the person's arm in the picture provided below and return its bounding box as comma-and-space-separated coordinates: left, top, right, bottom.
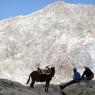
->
81, 71, 86, 79
73, 73, 77, 80
73, 75, 75, 80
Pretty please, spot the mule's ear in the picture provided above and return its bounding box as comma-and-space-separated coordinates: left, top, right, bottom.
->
51, 67, 55, 70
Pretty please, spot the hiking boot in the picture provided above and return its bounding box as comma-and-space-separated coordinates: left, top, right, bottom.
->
59, 85, 65, 89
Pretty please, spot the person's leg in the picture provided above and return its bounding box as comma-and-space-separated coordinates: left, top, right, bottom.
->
60, 80, 77, 89
87, 75, 94, 80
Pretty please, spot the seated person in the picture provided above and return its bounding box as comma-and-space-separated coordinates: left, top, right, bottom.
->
81, 67, 94, 80
60, 68, 81, 89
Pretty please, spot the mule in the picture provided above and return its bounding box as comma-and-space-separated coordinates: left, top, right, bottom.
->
26, 67, 55, 92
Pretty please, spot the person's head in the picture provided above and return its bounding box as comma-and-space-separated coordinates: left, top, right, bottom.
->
73, 68, 77, 73
84, 67, 89, 70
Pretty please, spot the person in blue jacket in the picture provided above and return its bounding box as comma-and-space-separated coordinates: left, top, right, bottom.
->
60, 68, 81, 89
73, 68, 81, 81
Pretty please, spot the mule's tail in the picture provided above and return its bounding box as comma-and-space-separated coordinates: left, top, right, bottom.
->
26, 74, 31, 84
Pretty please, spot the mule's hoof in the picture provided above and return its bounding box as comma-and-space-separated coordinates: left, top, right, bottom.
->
59, 85, 64, 89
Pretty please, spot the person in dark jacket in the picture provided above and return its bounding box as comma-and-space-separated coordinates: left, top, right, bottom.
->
60, 68, 81, 89
81, 67, 94, 80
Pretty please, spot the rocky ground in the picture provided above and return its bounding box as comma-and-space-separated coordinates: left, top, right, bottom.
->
0, 78, 62, 95
60, 80, 95, 95
0, 78, 95, 95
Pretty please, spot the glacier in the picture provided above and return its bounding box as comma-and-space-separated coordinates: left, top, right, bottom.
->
0, 1, 95, 84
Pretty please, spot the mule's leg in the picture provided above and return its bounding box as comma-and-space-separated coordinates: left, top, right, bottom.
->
45, 82, 49, 92
30, 80, 35, 88
46, 82, 50, 92
45, 82, 47, 92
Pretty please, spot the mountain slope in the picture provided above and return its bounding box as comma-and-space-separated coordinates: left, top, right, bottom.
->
0, 1, 95, 84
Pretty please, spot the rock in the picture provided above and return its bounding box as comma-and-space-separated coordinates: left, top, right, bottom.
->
61, 80, 95, 95
0, 78, 62, 95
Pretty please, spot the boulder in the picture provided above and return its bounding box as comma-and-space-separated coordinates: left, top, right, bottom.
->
61, 80, 95, 95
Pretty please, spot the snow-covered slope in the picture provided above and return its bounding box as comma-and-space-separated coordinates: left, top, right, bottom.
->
0, 1, 95, 84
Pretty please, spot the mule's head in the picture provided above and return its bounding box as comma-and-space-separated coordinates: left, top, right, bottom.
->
51, 67, 55, 77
